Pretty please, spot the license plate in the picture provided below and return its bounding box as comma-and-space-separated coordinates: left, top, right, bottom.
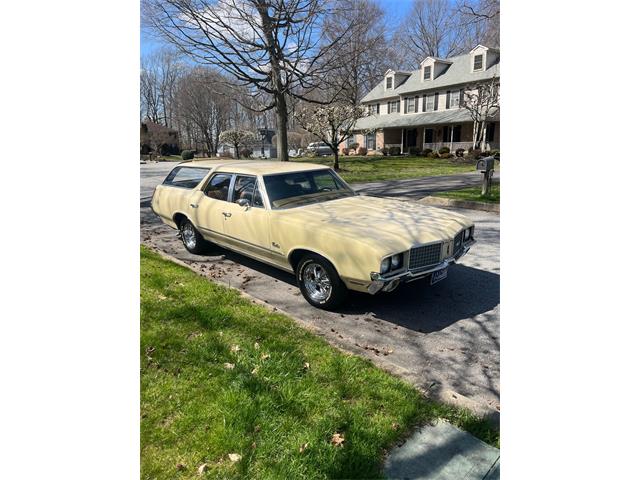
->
430, 267, 448, 285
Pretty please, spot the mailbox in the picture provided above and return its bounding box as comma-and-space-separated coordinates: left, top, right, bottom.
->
476, 156, 495, 172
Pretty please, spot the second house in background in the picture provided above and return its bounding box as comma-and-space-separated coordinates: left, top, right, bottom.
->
344, 45, 500, 154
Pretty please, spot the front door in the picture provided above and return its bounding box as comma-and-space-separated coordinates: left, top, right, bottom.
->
195, 172, 232, 241
222, 175, 273, 260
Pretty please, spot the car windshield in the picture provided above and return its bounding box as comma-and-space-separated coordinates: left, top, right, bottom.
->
263, 169, 355, 209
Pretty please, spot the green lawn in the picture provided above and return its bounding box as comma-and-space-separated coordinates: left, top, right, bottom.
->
140, 246, 498, 479
434, 183, 500, 204
292, 155, 476, 184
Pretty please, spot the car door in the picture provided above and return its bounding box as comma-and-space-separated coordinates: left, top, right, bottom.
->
222, 175, 275, 262
193, 172, 233, 243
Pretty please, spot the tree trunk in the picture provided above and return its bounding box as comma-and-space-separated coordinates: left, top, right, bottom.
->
332, 148, 340, 171
275, 92, 289, 161
480, 120, 487, 151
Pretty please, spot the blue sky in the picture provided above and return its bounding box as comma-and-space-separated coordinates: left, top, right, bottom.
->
140, 0, 415, 57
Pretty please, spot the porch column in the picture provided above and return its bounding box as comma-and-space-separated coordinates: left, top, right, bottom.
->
401, 128, 405, 154
449, 125, 453, 151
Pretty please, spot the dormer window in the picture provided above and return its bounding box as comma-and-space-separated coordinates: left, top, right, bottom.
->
386, 77, 392, 89
473, 54, 484, 71
423, 65, 431, 80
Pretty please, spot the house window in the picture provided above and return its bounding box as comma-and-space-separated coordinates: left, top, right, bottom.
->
406, 97, 415, 113
376, 103, 380, 114
473, 54, 483, 71
427, 94, 434, 111
366, 132, 375, 150
450, 90, 460, 108
386, 77, 392, 89
345, 135, 355, 147
423, 65, 431, 80
389, 100, 400, 113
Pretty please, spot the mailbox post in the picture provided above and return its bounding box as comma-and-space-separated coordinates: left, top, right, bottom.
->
476, 156, 495, 196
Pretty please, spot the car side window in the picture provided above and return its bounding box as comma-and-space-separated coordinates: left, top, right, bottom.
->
232, 175, 258, 205
162, 167, 210, 189
203, 173, 232, 201
253, 186, 264, 208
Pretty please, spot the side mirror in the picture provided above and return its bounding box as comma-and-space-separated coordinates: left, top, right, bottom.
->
236, 198, 250, 208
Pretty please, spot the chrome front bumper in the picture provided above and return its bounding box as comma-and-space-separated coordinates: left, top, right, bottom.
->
367, 240, 476, 294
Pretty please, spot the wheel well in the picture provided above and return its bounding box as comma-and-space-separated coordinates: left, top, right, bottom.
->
289, 249, 337, 273
173, 213, 188, 228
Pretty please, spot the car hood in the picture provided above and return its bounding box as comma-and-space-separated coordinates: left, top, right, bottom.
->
279, 195, 473, 254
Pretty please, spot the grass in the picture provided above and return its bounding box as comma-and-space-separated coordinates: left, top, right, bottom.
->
140, 246, 499, 479
434, 183, 500, 204
292, 155, 476, 184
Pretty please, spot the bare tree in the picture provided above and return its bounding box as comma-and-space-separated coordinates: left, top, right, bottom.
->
140, 49, 184, 127
143, 0, 354, 162
140, 59, 162, 123
322, 0, 394, 106
175, 68, 232, 156
461, 76, 499, 151
395, 0, 467, 67
458, 0, 500, 48
295, 102, 368, 170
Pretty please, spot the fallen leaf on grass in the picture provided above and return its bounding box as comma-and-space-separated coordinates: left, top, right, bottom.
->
158, 294, 167, 300
230, 345, 240, 353
223, 363, 235, 370
299, 442, 309, 453
251, 367, 259, 375
197, 463, 209, 475
228, 453, 242, 463
330, 433, 345, 447
303, 362, 310, 370
260, 353, 270, 361
254, 342, 260, 350
176, 463, 186, 471
391, 422, 399, 431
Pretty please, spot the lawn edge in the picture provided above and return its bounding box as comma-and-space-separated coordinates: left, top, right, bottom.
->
142, 243, 500, 428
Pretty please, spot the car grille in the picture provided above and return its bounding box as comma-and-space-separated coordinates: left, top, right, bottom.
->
453, 230, 464, 257
408, 243, 442, 271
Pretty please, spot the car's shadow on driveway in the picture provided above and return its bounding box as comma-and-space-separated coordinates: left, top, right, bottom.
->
196, 242, 499, 333
340, 264, 499, 332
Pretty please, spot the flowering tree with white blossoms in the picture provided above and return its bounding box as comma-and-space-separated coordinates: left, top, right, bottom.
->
219, 129, 258, 158
295, 103, 369, 170
461, 75, 500, 151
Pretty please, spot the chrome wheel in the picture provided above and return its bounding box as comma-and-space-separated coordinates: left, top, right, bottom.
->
302, 262, 332, 303
181, 222, 197, 250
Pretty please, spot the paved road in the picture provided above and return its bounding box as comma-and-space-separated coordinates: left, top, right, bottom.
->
140, 162, 500, 414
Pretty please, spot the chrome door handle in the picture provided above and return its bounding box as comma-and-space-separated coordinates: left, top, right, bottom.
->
222, 212, 232, 217
190, 203, 198, 208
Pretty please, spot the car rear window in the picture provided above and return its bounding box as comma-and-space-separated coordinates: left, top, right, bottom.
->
162, 167, 210, 189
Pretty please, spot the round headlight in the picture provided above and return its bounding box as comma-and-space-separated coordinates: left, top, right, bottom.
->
464, 228, 472, 240
391, 254, 402, 269
380, 257, 391, 273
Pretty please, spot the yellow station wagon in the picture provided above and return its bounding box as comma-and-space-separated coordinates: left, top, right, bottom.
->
151, 160, 475, 309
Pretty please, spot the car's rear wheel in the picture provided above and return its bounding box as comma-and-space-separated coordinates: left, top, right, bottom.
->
179, 219, 207, 254
296, 253, 347, 310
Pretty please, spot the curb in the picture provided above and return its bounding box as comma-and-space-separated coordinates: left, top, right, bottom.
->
418, 195, 500, 213
143, 243, 500, 425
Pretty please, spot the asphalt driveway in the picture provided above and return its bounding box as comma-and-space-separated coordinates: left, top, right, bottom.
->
140, 161, 500, 415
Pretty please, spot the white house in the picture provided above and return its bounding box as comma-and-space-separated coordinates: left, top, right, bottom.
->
344, 45, 500, 154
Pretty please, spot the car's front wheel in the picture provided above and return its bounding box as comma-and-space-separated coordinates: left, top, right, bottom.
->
179, 219, 207, 254
296, 254, 347, 310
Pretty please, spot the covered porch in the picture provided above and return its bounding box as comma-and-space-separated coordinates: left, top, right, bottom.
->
383, 122, 499, 153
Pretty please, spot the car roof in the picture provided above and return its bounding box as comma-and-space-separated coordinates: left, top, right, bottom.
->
177, 159, 331, 175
